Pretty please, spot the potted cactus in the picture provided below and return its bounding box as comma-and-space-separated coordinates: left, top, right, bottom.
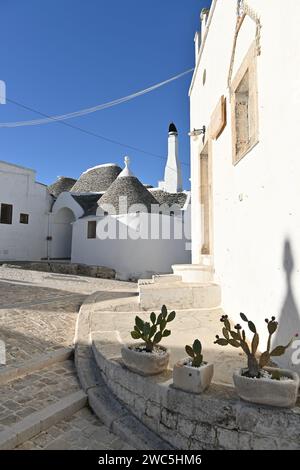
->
173, 339, 214, 393
214, 313, 299, 407
121, 305, 176, 376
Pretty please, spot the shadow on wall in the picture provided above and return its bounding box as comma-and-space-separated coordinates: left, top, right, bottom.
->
274, 239, 300, 373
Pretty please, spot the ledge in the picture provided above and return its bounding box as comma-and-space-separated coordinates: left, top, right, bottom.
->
76, 291, 300, 450
93, 336, 300, 450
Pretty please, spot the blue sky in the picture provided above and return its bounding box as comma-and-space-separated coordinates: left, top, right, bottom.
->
0, 0, 211, 188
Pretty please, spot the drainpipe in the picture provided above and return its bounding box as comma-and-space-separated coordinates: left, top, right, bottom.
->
46, 212, 51, 260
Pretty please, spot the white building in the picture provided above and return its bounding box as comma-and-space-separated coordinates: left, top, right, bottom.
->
0, 161, 51, 261
48, 123, 191, 280
0, 125, 191, 279
188, 0, 300, 372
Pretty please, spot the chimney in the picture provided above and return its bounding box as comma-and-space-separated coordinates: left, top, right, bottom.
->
194, 31, 200, 63
163, 123, 182, 193
200, 8, 210, 43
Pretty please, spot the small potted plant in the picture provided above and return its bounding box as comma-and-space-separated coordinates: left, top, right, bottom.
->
214, 313, 299, 407
173, 339, 214, 393
121, 305, 176, 376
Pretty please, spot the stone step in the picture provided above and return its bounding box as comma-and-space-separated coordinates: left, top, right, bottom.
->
139, 281, 221, 310
17, 405, 134, 450
138, 274, 182, 288
0, 359, 84, 449
152, 274, 182, 284
0, 347, 73, 386
172, 264, 214, 283
0, 391, 87, 450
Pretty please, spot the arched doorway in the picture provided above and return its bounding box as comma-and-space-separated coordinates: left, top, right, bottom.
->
51, 208, 75, 259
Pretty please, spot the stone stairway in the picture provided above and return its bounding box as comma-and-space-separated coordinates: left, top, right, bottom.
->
0, 348, 131, 450
138, 265, 221, 310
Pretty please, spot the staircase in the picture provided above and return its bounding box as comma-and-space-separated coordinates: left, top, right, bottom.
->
0, 349, 87, 450
138, 264, 221, 310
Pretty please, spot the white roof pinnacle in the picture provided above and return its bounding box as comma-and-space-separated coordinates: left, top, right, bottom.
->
118, 156, 134, 178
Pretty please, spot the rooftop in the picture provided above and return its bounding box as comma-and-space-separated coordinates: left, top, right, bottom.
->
71, 164, 122, 193
48, 176, 77, 198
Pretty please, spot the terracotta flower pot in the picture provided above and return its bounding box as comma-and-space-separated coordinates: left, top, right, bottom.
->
121, 343, 170, 376
233, 367, 300, 408
173, 359, 214, 394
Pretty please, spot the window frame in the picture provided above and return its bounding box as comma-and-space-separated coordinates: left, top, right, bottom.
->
231, 41, 259, 165
0, 203, 13, 225
20, 213, 29, 224
87, 220, 97, 239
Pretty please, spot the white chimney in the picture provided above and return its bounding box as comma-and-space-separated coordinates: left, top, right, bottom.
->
200, 8, 210, 43
162, 123, 182, 193
194, 31, 200, 63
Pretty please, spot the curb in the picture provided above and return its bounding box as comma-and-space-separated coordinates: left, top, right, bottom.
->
0, 390, 87, 450
74, 295, 172, 450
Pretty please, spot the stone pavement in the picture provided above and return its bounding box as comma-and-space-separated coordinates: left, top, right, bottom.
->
0, 265, 135, 365
0, 266, 136, 450
17, 407, 134, 450
0, 360, 79, 430
90, 292, 245, 386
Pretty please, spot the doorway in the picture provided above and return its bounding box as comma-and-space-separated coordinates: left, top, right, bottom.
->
200, 142, 213, 256
51, 207, 75, 259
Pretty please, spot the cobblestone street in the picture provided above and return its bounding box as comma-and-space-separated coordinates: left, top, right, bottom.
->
0, 265, 135, 365
0, 265, 136, 450
17, 407, 134, 450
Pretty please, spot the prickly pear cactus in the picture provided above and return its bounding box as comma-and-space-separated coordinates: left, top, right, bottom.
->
131, 305, 176, 352
185, 339, 204, 367
214, 313, 297, 378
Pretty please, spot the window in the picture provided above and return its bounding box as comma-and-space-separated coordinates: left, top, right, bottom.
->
87, 220, 97, 239
231, 42, 259, 165
0, 204, 13, 224
20, 213, 29, 224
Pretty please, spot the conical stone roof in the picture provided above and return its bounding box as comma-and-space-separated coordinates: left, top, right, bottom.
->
71, 163, 122, 193
48, 176, 77, 198
98, 157, 158, 214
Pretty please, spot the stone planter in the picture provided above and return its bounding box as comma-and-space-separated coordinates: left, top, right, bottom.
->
173, 359, 214, 394
121, 343, 170, 376
233, 367, 300, 408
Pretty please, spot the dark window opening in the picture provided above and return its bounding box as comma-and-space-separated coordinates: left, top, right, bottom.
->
87, 220, 97, 239
20, 213, 29, 224
0, 204, 13, 224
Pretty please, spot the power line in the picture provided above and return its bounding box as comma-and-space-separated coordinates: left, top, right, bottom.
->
6, 97, 190, 168
0, 68, 194, 128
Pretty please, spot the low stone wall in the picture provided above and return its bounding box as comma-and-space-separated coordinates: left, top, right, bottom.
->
0, 262, 116, 279
92, 335, 300, 450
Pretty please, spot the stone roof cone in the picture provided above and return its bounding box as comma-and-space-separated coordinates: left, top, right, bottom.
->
98, 156, 158, 214
71, 163, 122, 193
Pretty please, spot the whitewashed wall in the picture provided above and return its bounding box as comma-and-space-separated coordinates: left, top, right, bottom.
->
71, 213, 191, 280
190, 0, 300, 372
0, 161, 51, 261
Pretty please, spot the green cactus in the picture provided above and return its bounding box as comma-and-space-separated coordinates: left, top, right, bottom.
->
130, 305, 176, 352
185, 339, 204, 368
214, 313, 297, 378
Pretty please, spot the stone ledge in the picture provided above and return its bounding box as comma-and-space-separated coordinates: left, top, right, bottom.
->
75, 292, 300, 450
0, 262, 116, 279
91, 330, 300, 450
